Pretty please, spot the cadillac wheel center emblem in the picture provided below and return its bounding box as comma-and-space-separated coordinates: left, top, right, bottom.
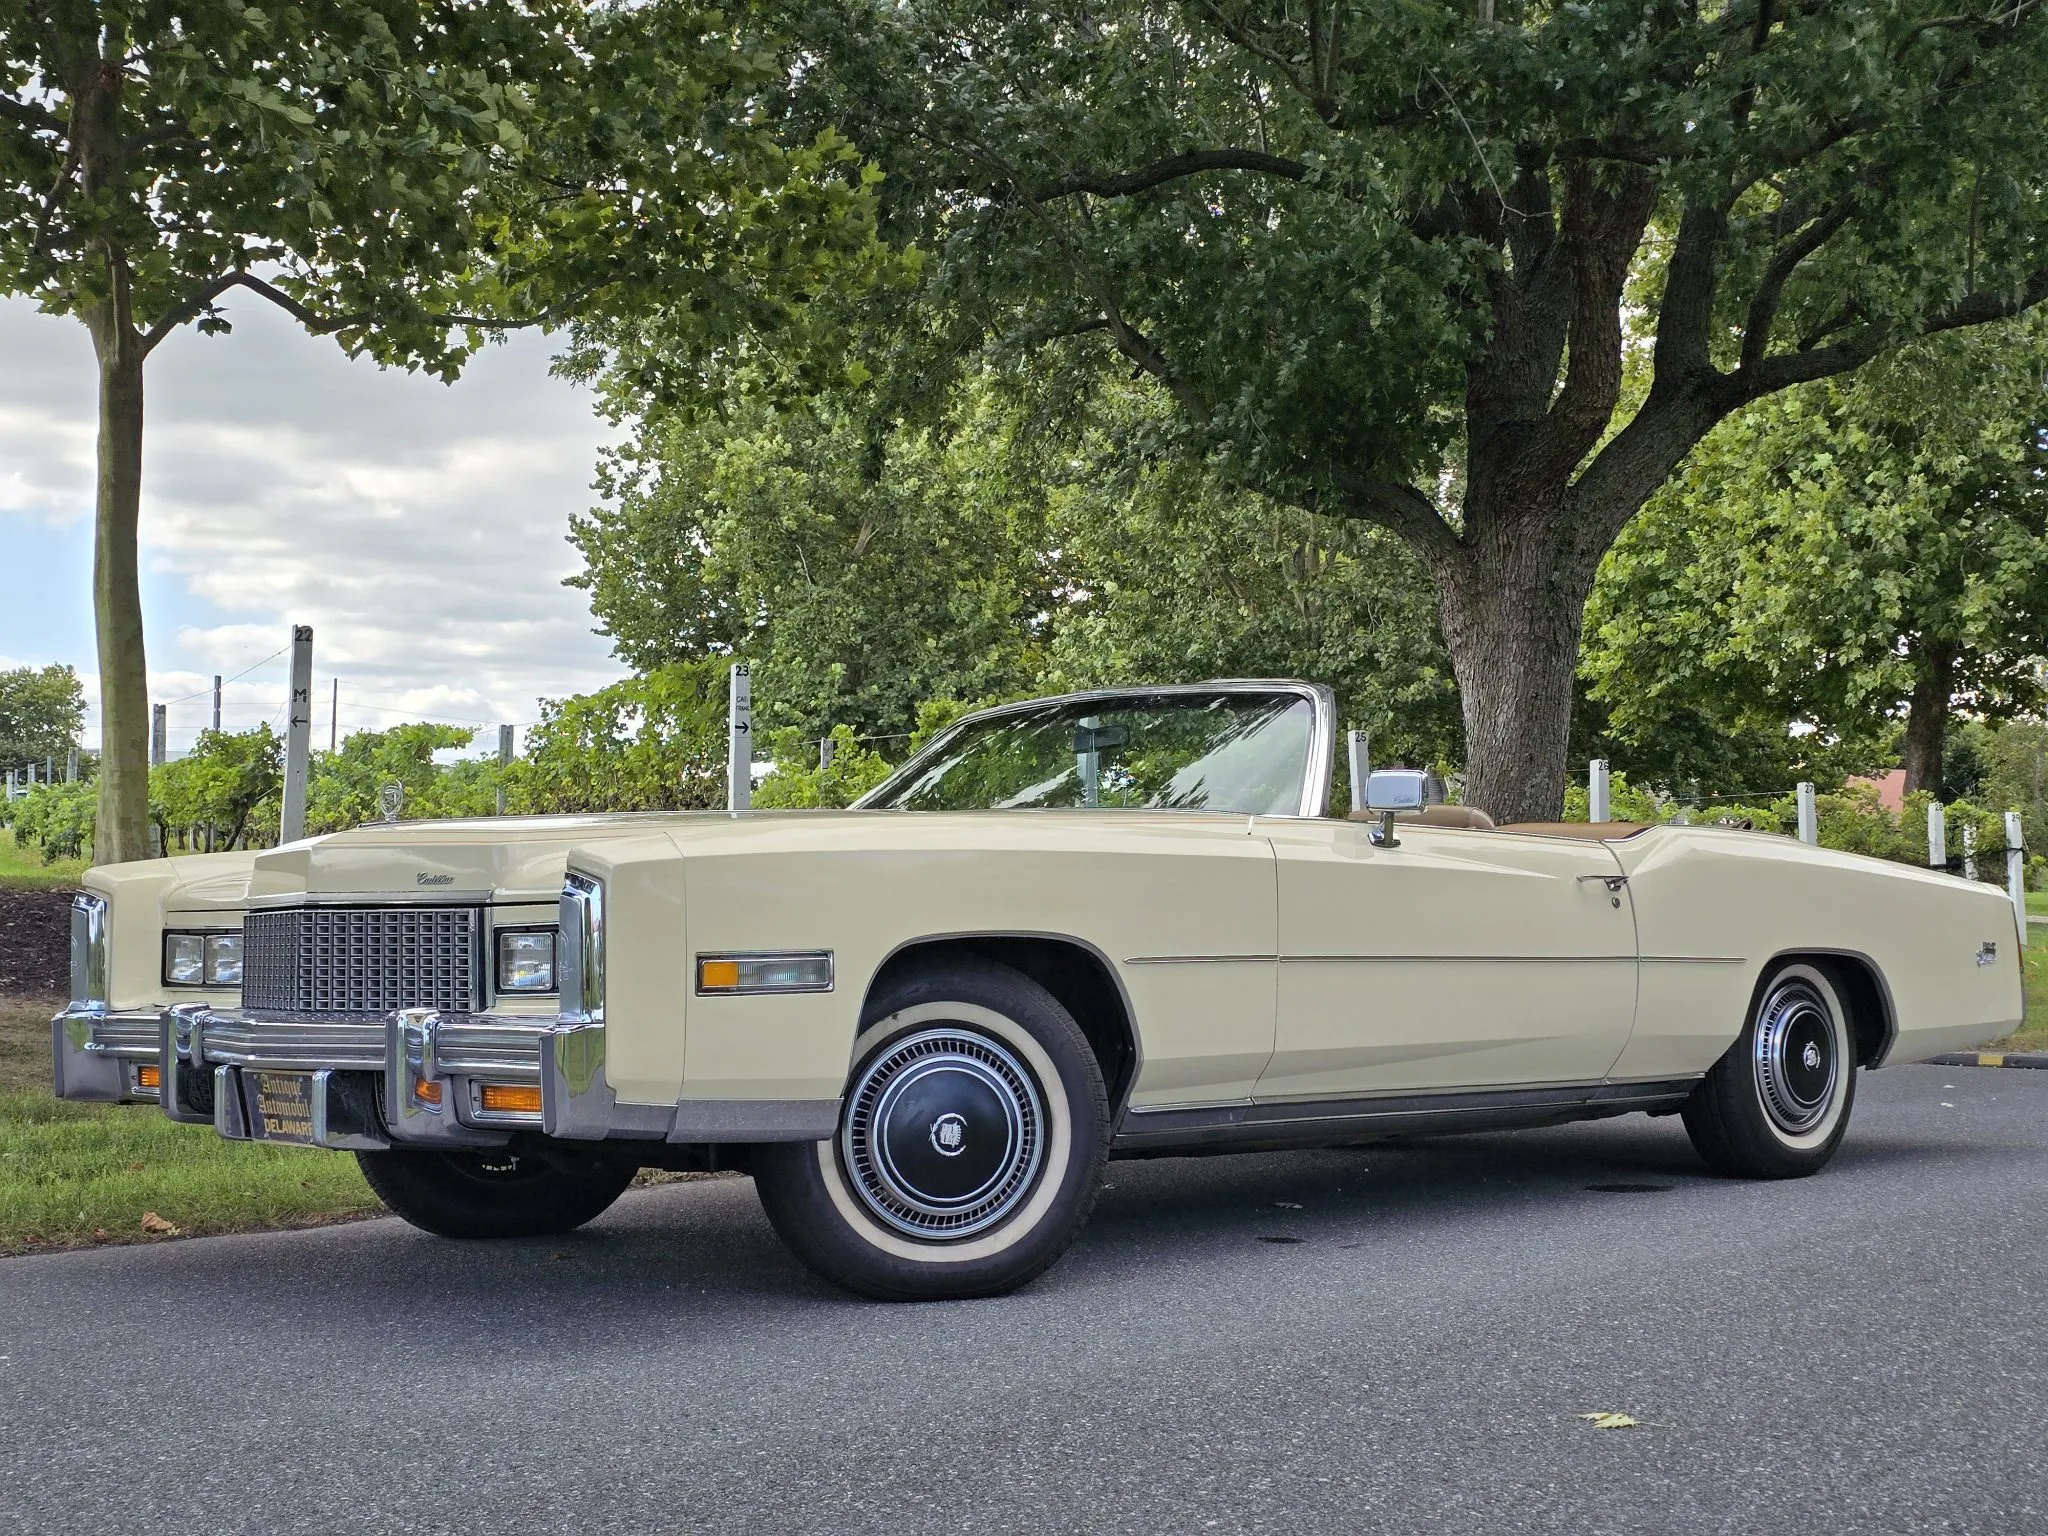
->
1802, 1041, 1823, 1070
930, 1112, 968, 1157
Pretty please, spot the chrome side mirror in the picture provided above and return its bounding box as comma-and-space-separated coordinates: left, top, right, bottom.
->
1363, 768, 1442, 848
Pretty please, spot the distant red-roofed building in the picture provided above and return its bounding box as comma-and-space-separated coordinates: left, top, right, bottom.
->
1850, 769, 1908, 811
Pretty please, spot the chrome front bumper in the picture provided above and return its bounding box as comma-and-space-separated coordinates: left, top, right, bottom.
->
54, 1004, 554, 1150
53, 1007, 840, 1148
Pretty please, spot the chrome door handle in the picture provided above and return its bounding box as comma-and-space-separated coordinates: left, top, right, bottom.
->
1577, 874, 1629, 893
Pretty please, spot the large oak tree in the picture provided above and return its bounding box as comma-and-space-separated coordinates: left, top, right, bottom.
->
762, 0, 2048, 822
2, 0, 875, 862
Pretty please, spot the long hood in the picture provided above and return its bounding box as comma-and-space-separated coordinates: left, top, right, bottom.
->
243, 813, 734, 903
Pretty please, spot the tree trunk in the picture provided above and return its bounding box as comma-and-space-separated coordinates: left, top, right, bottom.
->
87, 308, 153, 865
1900, 641, 1957, 797
1426, 516, 1597, 827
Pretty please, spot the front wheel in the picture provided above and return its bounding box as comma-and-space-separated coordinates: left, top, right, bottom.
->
753, 958, 1109, 1301
1683, 961, 1858, 1179
356, 1148, 636, 1238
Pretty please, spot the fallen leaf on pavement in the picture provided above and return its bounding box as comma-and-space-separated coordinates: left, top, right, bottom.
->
1576, 1412, 1642, 1430
139, 1213, 181, 1236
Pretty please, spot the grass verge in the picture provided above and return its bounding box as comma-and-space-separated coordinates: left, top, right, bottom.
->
1, 994, 379, 1256
0, 829, 86, 891
1990, 944, 2048, 1055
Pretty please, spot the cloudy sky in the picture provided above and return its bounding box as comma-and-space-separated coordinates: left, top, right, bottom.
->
0, 292, 630, 759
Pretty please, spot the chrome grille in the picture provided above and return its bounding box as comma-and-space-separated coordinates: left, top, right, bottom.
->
241, 907, 482, 1015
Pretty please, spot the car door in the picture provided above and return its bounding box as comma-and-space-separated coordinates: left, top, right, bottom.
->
1253, 819, 1639, 1101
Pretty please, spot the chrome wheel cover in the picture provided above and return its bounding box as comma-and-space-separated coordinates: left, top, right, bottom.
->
840, 1026, 1047, 1240
1752, 978, 1841, 1136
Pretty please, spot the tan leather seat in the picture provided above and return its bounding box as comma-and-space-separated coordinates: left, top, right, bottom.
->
1346, 804, 1496, 831
1497, 821, 1651, 840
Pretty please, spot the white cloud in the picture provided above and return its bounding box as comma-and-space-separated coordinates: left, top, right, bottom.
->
0, 295, 631, 755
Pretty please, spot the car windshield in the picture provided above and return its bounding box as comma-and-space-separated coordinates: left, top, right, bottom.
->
858, 691, 1316, 815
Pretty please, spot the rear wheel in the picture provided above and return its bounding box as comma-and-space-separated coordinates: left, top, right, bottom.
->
753, 958, 1109, 1301
1683, 961, 1857, 1179
356, 1148, 635, 1238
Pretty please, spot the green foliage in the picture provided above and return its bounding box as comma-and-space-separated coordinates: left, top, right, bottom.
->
0, 666, 85, 778
572, 365, 1462, 765
2, 0, 881, 374
571, 380, 1059, 747
507, 662, 730, 813
305, 724, 495, 833
680, 0, 2048, 825
0, 780, 97, 864
151, 726, 282, 849
1584, 319, 2048, 791
753, 727, 895, 809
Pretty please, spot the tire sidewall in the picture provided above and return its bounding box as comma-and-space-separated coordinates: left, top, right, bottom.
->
1746, 962, 1856, 1157
756, 962, 1108, 1299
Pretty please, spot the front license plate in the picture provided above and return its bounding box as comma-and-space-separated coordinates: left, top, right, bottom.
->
245, 1071, 317, 1144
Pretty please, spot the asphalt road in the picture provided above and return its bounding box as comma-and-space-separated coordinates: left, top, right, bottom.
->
4, 1065, 2044, 1536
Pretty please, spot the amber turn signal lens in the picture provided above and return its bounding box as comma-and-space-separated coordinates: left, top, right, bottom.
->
698, 958, 741, 992
479, 1083, 542, 1114
137, 1064, 161, 1089
412, 1079, 444, 1106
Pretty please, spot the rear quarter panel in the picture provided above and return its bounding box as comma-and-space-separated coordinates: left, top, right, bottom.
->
1608, 827, 2023, 1079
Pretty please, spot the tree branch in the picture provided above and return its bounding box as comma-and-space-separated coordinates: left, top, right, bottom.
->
141, 270, 544, 357
1738, 201, 1855, 371
1651, 195, 1732, 388
1033, 148, 1306, 202
1188, 1, 1341, 125
0, 91, 66, 135
1333, 472, 1462, 556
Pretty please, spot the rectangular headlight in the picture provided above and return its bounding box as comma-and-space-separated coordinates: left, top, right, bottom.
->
166, 932, 205, 986
696, 951, 834, 995
496, 929, 557, 993
206, 932, 242, 986
163, 931, 243, 988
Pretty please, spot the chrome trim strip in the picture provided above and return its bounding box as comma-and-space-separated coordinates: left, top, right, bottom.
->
1277, 954, 1640, 965
1113, 1077, 1703, 1150
1639, 955, 1746, 965
853, 679, 1338, 819
668, 1098, 841, 1144
70, 892, 108, 1009
1126, 954, 1646, 965
183, 1008, 546, 1078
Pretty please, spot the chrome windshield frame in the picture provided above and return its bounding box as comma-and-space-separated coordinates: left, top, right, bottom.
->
852, 679, 1337, 819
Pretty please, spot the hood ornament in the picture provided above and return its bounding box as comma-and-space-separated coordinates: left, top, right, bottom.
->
379, 782, 404, 824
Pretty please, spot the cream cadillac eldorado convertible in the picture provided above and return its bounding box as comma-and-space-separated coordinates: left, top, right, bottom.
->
53, 681, 2024, 1298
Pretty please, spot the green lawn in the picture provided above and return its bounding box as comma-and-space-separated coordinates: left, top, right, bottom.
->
1995, 944, 2048, 1055
0, 994, 380, 1255
0, 829, 86, 891
2028, 890, 2048, 917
